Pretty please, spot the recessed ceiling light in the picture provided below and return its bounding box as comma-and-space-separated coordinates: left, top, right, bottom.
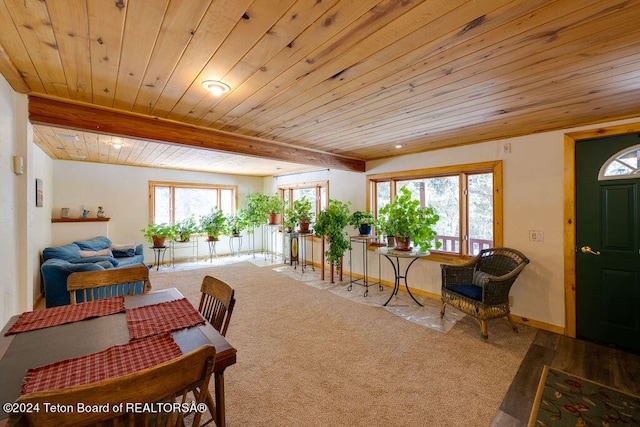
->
394, 143, 406, 149
202, 80, 231, 96
56, 133, 78, 141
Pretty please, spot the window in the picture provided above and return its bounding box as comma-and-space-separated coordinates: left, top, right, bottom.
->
279, 181, 328, 221
599, 144, 640, 180
367, 161, 502, 260
149, 181, 237, 224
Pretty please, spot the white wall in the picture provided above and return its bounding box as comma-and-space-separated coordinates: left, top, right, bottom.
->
0, 74, 20, 324
267, 118, 640, 331
32, 145, 54, 301
366, 134, 566, 327
52, 161, 264, 262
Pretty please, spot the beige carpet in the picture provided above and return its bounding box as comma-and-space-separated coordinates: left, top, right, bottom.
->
150, 261, 536, 427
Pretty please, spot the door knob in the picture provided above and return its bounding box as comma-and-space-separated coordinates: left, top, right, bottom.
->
581, 246, 601, 255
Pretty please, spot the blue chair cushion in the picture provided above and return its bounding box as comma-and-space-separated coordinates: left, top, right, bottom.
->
448, 284, 483, 301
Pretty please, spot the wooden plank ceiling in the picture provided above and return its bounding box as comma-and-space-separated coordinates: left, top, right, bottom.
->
1, 0, 640, 176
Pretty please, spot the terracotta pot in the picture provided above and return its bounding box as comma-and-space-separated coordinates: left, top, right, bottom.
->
152, 236, 167, 247
207, 235, 219, 242
299, 221, 310, 233
394, 236, 411, 251
267, 213, 281, 225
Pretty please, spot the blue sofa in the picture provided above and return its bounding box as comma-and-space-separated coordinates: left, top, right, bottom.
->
41, 236, 145, 307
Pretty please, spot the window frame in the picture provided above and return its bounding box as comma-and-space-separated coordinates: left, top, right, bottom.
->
366, 161, 502, 263
278, 180, 329, 217
148, 181, 238, 224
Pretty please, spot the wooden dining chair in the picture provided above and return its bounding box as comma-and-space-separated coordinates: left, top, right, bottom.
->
196, 275, 235, 423
8, 344, 216, 427
67, 264, 151, 304
198, 275, 236, 337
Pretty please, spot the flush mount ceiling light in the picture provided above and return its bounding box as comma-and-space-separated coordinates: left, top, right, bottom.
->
202, 80, 231, 96
394, 143, 406, 149
111, 138, 123, 149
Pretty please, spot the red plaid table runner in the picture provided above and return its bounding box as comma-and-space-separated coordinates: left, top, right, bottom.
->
5, 297, 125, 336
21, 333, 181, 395
126, 298, 205, 340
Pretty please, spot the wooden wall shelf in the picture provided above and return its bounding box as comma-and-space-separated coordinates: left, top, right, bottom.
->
51, 217, 110, 223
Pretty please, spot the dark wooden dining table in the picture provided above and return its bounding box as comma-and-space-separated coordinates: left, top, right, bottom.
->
0, 288, 237, 427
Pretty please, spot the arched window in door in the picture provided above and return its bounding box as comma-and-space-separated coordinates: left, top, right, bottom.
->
599, 144, 640, 180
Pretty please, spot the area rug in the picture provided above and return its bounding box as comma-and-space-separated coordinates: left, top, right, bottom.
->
528, 365, 640, 426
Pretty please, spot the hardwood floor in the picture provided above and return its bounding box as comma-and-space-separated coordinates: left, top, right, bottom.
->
491, 330, 640, 426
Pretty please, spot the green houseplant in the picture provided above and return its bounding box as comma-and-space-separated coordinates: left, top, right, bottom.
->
141, 223, 175, 247
175, 215, 198, 242
291, 197, 313, 232
313, 200, 351, 270
199, 208, 227, 241
244, 192, 269, 229
348, 210, 377, 235
283, 206, 296, 232
377, 211, 394, 246
227, 210, 249, 236
379, 186, 442, 252
264, 194, 286, 225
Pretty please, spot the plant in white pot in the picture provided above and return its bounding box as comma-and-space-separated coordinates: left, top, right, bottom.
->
379, 186, 442, 252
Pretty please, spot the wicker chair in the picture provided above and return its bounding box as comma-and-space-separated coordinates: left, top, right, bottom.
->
440, 247, 529, 339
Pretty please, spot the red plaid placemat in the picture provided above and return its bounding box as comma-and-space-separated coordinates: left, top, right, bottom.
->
5, 297, 125, 336
126, 298, 205, 340
21, 333, 181, 394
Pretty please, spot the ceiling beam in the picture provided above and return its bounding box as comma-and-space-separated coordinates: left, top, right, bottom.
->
28, 95, 366, 173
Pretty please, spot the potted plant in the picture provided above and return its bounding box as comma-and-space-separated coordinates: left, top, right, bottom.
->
291, 197, 313, 233
313, 200, 351, 270
379, 186, 442, 252
244, 192, 269, 230
175, 215, 198, 242
199, 208, 227, 241
140, 222, 175, 247
348, 210, 377, 236
283, 206, 296, 233
377, 211, 395, 246
227, 210, 249, 236
264, 194, 286, 225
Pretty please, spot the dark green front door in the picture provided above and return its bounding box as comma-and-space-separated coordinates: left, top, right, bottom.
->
576, 134, 640, 353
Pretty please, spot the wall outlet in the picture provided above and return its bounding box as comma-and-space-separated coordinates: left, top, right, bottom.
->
529, 230, 544, 242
